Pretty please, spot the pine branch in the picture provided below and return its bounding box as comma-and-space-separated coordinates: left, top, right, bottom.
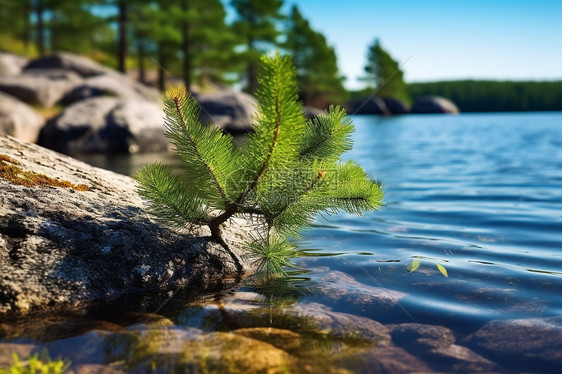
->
136, 163, 209, 227
299, 105, 354, 162
163, 88, 237, 207
137, 53, 384, 278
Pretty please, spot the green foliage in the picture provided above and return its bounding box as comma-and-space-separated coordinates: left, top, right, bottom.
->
409, 80, 562, 112
0, 353, 69, 374
231, 0, 285, 92
284, 6, 346, 108
137, 53, 383, 275
364, 39, 410, 104
406, 259, 449, 278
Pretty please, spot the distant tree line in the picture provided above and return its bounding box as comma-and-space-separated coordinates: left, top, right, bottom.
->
1, 1, 557, 112
409, 80, 562, 112
0, 0, 347, 108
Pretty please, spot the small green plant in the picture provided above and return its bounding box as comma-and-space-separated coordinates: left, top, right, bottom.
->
137, 53, 383, 275
0, 353, 69, 374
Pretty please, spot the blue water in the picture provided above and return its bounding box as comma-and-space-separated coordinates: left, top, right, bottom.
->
3, 112, 561, 372
297, 112, 562, 328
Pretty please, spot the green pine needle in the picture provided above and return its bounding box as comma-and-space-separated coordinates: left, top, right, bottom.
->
136, 53, 384, 274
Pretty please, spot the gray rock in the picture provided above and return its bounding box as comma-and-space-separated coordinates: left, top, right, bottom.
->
0, 135, 257, 315
63, 73, 161, 105
0, 69, 82, 108
107, 100, 168, 153
39, 97, 167, 153
319, 271, 407, 313
390, 323, 497, 372
39, 97, 120, 153
346, 96, 390, 115
24, 52, 111, 78
0, 92, 44, 143
347, 347, 432, 374
303, 106, 324, 119
194, 90, 256, 133
412, 95, 459, 114
463, 316, 562, 369
0, 53, 28, 77
381, 97, 410, 114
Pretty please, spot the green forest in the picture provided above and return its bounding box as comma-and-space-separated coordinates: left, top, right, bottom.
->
0, 0, 560, 112
409, 80, 562, 112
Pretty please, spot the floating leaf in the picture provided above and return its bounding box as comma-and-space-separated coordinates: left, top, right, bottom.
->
437, 263, 448, 278
406, 259, 421, 273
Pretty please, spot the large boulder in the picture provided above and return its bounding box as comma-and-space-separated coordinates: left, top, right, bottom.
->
38, 97, 120, 153
382, 97, 410, 114
346, 97, 390, 115
463, 317, 562, 370
0, 135, 257, 315
412, 96, 459, 114
62, 72, 161, 104
303, 106, 324, 119
24, 52, 161, 104
38, 97, 168, 153
24, 52, 110, 77
194, 90, 256, 133
0, 53, 28, 77
0, 92, 44, 143
106, 100, 168, 153
0, 69, 82, 108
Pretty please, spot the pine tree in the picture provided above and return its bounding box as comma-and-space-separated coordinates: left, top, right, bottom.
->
49, 1, 107, 55
365, 39, 410, 103
136, 54, 383, 275
231, 0, 284, 93
284, 5, 346, 108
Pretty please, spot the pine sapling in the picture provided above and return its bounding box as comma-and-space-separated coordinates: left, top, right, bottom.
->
136, 53, 383, 275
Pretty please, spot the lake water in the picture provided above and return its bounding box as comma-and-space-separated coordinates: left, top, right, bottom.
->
2, 112, 562, 372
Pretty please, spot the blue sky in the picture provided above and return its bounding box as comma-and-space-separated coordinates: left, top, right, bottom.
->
270, 0, 562, 89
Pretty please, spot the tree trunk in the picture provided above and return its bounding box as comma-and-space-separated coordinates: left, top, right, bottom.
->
247, 37, 257, 93
157, 44, 166, 91
35, 0, 45, 56
137, 39, 146, 84
117, 0, 127, 73
180, 0, 191, 91
22, 0, 31, 52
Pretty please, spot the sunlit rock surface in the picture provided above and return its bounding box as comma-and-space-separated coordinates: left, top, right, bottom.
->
0, 135, 257, 315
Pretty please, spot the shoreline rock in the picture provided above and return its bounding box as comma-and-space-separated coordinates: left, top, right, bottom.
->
0, 135, 257, 316
412, 95, 459, 114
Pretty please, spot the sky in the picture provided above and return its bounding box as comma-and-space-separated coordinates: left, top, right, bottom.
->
266, 0, 562, 89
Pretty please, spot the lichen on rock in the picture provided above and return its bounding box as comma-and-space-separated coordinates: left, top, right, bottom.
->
0, 135, 257, 316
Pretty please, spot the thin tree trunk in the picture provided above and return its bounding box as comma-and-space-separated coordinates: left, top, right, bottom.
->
180, 0, 191, 91
247, 37, 257, 93
35, 0, 45, 56
137, 39, 146, 84
157, 44, 166, 91
117, 0, 127, 73
22, 0, 31, 52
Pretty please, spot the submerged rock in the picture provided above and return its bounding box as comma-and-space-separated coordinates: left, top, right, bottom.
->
0, 135, 257, 315
318, 271, 407, 314
463, 316, 562, 370
390, 323, 497, 372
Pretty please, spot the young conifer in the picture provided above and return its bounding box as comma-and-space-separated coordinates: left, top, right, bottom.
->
136, 53, 383, 275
